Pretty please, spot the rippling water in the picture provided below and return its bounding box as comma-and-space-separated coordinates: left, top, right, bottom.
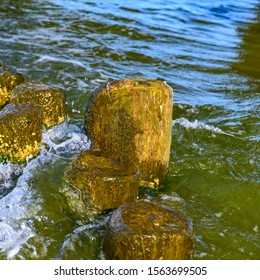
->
0, 0, 259, 259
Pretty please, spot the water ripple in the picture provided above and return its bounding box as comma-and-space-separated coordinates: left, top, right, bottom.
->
0, 0, 259, 260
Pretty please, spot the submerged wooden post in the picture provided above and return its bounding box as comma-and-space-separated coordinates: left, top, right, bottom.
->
84, 78, 173, 188
103, 201, 193, 260
64, 150, 139, 212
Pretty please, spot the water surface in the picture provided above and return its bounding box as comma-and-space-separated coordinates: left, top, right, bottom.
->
0, 0, 259, 259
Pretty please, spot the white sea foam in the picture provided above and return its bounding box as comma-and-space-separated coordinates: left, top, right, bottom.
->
0, 149, 51, 258
42, 122, 91, 157
0, 222, 35, 259
160, 193, 185, 203
72, 108, 81, 113
0, 122, 91, 259
159, 192, 186, 209
253, 225, 258, 233
35, 54, 87, 69
214, 212, 223, 218
172, 117, 226, 135
59, 216, 109, 259
0, 163, 23, 193
195, 252, 208, 258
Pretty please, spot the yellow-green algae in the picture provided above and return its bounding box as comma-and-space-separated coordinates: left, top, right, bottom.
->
64, 150, 139, 212
0, 102, 43, 163
0, 67, 26, 107
84, 78, 173, 188
103, 201, 193, 260
11, 82, 66, 128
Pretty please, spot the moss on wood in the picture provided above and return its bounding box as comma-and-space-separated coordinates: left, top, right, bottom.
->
0, 67, 26, 107
11, 82, 66, 128
103, 201, 193, 260
0, 102, 43, 163
64, 150, 139, 212
84, 78, 173, 188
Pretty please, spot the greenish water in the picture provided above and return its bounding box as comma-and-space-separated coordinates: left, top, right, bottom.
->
0, 0, 259, 259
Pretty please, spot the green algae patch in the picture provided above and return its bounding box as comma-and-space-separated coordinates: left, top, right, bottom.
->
84, 78, 173, 188
103, 200, 193, 260
0, 103, 43, 163
64, 150, 140, 212
11, 82, 66, 128
0, 67, 26, 107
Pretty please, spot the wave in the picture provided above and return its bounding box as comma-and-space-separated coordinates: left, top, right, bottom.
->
0, 122, 90, 259
172, 117, 228, 135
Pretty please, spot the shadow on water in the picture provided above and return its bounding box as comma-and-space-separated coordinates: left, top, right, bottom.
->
233, 6, 260, 80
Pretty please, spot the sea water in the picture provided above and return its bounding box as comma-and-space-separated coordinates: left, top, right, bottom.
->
0, 0, 259, 259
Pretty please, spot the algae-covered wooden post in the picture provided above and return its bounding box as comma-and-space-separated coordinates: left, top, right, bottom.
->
64, 150, 140, 212
11, 82, 66, 128
0, 103, 43, 163
0, 67, 26, 107
84, 78, 173, 188
103, 201, 193, 260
